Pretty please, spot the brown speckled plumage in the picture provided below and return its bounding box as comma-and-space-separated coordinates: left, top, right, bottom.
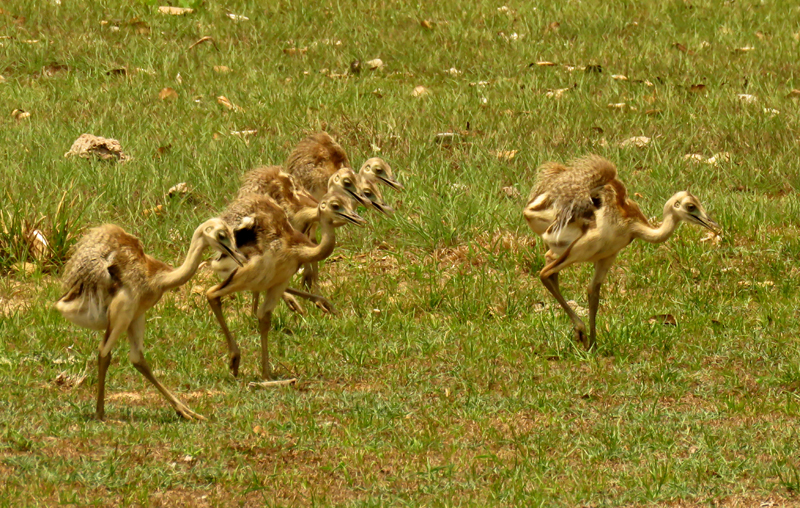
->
238, 166, 319, 233
285, 132, 351, 200
527, 155, 621, 232
221, 193, 311, 261
59, 225, 169, 305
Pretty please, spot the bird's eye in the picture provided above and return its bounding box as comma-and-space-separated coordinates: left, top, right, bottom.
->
344, 179, 351, 186
687, 204, 697, 213
376, 167, 383, 173
365, 191, 374, 198
332, 203, 340, 210
217, 231, 227, 240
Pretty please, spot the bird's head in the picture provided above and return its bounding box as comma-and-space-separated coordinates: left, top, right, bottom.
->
318, 191, 367, 227
328, 168, 370, 207
200, 218, 247, 266
360, 177, 394, 216
359, 157, 404, 191
669, 192, 720, 233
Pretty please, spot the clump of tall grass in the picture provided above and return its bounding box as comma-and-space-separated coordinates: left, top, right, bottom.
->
0, 189, 87, 273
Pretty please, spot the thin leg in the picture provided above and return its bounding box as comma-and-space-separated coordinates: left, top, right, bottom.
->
586, 256, 616, 351
258, 310, 273, 380
285, 287, 336, 314
540, 271, 588, 347
126, 315, 205, 421
301, 261, 319, 290
96, 293, 135, 420
251, 291, 260, 316
250, 288, 297, 388
96, 349, 112, 420
207, 295, 241, 377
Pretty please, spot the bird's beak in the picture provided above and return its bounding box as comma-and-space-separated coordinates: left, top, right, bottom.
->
339, 211, 368, 226
695, 213, 721, 234
371, 201, 394, 216
221, 243, 247, 267
347, 188, 371, 207
379, 175, 404, 192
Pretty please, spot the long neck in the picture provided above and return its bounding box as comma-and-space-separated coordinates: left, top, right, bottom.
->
154, 232, 207, 290
293, 207, 319, 235
298, 217, 336, 264
631, 203, 680, 244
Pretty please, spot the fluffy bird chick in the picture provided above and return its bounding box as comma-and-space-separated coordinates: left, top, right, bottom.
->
55, 220, 245, 421
524, 155, 720, 350
207, 191, 366, 381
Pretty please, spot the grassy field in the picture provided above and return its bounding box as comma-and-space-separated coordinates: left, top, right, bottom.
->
2, 0, 800, 505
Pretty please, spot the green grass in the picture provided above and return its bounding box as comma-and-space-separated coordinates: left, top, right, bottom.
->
2, 0, 800, 505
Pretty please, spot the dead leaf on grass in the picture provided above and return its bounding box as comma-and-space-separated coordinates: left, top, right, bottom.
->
213, 65, 231, 73
645, 109, 662, 115
226, 12, 249, 22
0, 75, 5, 83
167, 182, 190, 197
187, 36, 217, 51
763, 108, 780, 116
253, 425, 267, 436
738, 94, 758, 104
673, 42, 694, 55
535, 61, 557, 67
412, 85, 429, 97
545, 21, 560, 34
143, 204, 164, 217
159, 87, 178, 100
492, 149, 518, 161
434, 132, 460, 146
734, 46, 755, 52
612, 74, 628, 81
41, 63, 68, 77
283, 47, 308, 56
500, 186, 520, 199
158, 6, 193, 15
129, 19, 150, 35
608, 102, 627, 109
619, 136, 651, 148
683, 152, 730, 166
546, 87, 571, 98
786, 89, 800, 99
421, 19, 433, 29
11, 108, 30, 120
648, 314, 677, 326
231, 129, 257, 137
216, 95, 243, 111
367, 58, 384, 70
699, 231, 722, 246
106, 68, 127, 76
690, 83, 707, 93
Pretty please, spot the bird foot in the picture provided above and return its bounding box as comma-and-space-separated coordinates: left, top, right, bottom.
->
314, 297, 337, 315
175, 405, 206, 421
283, 294, 306, 315
574, 328, 589, 349
229, 354, 240, 377
247, 378, 297, 389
